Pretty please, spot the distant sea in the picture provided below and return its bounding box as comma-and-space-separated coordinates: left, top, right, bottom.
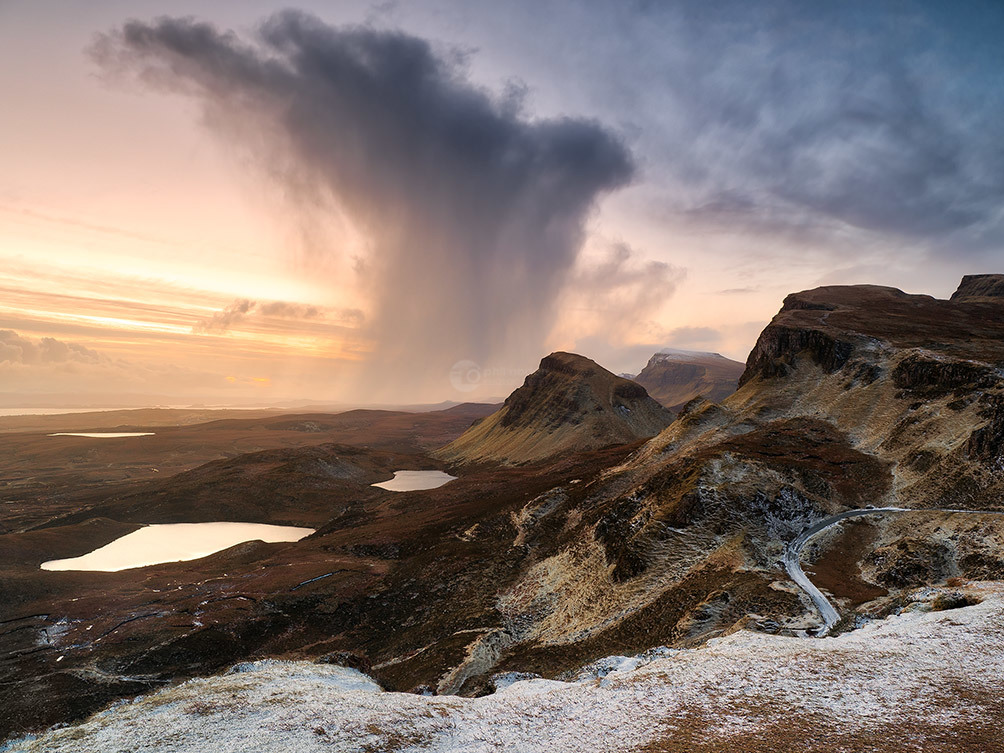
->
0, 406, 281, 417
0, 407, 151, 417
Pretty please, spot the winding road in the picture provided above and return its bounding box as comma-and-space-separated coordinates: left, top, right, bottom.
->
785, 506, 1004, 636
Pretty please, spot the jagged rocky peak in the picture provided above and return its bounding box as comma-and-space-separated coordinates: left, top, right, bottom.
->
951, 273, 1004, 301
435, 351, 673, 465
501, 352, 651, 428
633, 348, 745, 411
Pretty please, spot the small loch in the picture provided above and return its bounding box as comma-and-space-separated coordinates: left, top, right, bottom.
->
48, 432, 155, 438
371, 470, 456, 492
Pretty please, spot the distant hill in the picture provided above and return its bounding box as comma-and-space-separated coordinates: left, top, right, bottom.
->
434, 352, 673, 465
950, 273, 1004, 301
632, 349, 746, 410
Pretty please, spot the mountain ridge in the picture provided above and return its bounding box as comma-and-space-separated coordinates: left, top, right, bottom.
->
632, 348, 745, 410
435, 351, 673, 465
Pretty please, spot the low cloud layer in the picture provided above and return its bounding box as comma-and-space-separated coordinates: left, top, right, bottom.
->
96, 11, 635, 397
0, 328, 277, 400
0, 330, 105, 366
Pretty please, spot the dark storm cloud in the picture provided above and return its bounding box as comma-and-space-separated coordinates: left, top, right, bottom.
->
95, 11, 634, 393
554, 0, 1004, 247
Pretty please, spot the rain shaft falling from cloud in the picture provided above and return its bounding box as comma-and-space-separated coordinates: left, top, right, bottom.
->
94, 11, 635, 397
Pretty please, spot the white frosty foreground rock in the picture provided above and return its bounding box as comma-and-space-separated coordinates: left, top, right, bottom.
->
7, 584, 1004, 753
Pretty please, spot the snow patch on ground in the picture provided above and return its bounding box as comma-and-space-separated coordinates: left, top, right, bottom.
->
652, 349, 724, 362
7, 584, 1004, 753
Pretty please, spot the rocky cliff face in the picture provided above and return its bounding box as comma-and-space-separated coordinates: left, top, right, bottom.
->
950, 273, 1004, 301
434, 352, 673, 465
632, 349, 745, 410
732, 280, 1004, 509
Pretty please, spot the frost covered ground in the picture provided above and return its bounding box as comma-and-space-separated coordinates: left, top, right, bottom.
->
7, 584, 1003, 753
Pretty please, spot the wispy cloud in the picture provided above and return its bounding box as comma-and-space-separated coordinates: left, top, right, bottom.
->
192, 299, 256, 335
0, 202, 180, 247
0, 260, 369, 401
562, 242, 685, 341
192, 298, 362, 334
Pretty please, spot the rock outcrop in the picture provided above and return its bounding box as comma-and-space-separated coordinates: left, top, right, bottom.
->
631, 349, 745, 410
434, 352, 673, 465
950, 273, 1004, 301
741, 283, 1004, 387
